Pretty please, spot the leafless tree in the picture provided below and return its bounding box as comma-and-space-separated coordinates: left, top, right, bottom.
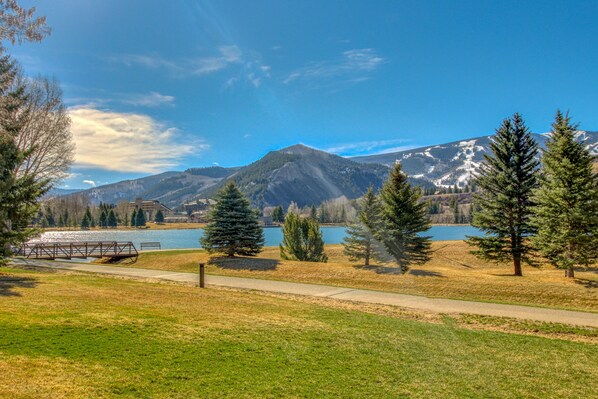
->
0, 0, 50, 45
14, 73, 74, 184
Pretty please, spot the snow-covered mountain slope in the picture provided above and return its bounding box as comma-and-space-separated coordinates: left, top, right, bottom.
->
353, 131, 598, 188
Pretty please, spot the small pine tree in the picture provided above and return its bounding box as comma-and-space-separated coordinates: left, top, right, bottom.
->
136, 209, 146, 227
130, 209, 137, 227
309, 204, 318, 220
280, 213, 327, 262
99, 210, 107, 228
378, 163, 432, 273
271, 206, 284, 223
342, 187, 383, 265
200, 182, 264, 256
80, 214, 90, 230
451, 199, 460, 224
531, 111, 598, 278
466, 113, 539, 276
108, 209, 117, 228
83, 207, 94, 228
155, 209, 164, 223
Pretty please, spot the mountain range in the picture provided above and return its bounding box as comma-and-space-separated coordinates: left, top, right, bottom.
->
58, 131, 598, 210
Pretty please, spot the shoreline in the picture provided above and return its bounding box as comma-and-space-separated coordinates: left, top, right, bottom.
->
40, 223, 472, 232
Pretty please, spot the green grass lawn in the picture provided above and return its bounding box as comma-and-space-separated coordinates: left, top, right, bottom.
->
1, 267, 598, 398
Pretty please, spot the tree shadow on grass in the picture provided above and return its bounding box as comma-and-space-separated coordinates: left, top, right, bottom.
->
574, 278, 598, 289
0, 274, 38, 297
208, 256, 279, 271
354, 265, 445, 277
408, 269, 445, 278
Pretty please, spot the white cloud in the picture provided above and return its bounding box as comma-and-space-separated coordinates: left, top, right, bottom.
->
68, 106, 207, 173
122, 92, 175, 107
115, 45, 244, 78
284, 48, 386, 85
324, 138, 413, 156
82, 180, 96, 187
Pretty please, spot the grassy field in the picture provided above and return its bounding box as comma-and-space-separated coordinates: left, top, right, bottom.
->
1, 266, 598, 398
128, 241, 598, 312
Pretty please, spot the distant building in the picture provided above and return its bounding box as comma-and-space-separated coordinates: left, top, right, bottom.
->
128, 198, 172, 220
183, 199, 217, 214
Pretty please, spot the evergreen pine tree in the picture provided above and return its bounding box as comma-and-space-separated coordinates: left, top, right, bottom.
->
530, 111, 598, 278
130, 209, 136, 227
99, 210, 107, 228
200, 182, 264, 256
309, 204, 318, 220
80, 214, 90, 230
280, 212, 327, 262
0, 51, 49, 258
83, 207, 94, 228
155, 209, 164, 223
452, 199, 460, 224
342, 187, 383, 265
378, 163, 432, 273
108, 209, 117, 228
136, 208, 146, 227
271, 206, 284, 223
466, 113, 539, 276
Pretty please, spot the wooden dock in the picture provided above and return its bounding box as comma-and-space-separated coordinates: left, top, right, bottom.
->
16, 241, 139, 260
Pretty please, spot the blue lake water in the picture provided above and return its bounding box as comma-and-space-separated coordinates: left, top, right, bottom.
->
35, 225, 481, 250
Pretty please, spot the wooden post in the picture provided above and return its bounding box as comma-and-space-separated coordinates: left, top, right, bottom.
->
199, 262, 205, 288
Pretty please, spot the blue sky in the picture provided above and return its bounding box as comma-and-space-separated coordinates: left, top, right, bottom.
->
10, 0, 598, 188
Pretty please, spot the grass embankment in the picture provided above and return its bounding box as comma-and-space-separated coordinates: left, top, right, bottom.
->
130, 241, 598, 312
1, 267, 598, 398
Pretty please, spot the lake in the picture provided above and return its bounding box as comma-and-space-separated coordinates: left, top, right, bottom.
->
33, 225, 481, 250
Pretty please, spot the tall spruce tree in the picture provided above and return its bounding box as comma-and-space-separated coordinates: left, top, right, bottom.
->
466, 113, 539, 276
154, 209, 164, 223
530, 111, 598, 278
271, 206, 284, 223
99, 210, 107, 228
280, 212, 327, 262
342, 187, 382, 265
107, 209, 117, 228
309, 204, 318, 220
200, 181, 264, 256
0, 51, 49, 258
130, 209, 136, 227
378, 163, 431, 273
136, 208, 146, 227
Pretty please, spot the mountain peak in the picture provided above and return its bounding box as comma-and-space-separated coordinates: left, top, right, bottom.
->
278, 143, 321, 155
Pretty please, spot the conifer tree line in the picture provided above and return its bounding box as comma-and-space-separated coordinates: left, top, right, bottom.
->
341, 111, 598, 278
466, 111, 598, 278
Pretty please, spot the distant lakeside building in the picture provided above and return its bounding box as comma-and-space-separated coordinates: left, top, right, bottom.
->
128, 198, 172, 220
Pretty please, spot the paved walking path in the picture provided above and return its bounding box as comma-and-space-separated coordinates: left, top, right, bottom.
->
11, 258, 598, 328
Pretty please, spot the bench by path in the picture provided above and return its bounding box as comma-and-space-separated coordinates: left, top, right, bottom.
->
10, 258, 598, 328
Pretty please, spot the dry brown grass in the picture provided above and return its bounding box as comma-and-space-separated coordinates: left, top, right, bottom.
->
130, 241, 598, 312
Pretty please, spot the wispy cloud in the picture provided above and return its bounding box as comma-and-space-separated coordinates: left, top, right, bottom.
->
284, 48, 386, 85
113, 45, 243, 77
82, 180, 96, 187
324, 138, 414, 156
65, 91, 175, 109
68, 106, 208, 173
122, 92, 175, 107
